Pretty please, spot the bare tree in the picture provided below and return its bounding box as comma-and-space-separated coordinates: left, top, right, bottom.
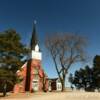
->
45, 33, 87, 91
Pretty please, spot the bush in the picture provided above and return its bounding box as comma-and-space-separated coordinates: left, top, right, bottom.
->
0, 79, 14, 92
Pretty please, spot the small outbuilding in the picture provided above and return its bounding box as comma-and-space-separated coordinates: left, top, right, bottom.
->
48, 78, 62, 91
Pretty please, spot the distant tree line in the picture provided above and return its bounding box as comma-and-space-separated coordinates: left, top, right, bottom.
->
69, 55, 100, 92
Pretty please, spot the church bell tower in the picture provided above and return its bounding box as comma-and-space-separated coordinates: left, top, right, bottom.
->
25, 20, 42, 91
30, 20, 42, 60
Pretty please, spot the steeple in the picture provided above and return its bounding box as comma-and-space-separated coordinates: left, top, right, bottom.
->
30, 20, 38, 50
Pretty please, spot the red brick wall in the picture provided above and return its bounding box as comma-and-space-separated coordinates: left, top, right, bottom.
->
13, 59, 48, 93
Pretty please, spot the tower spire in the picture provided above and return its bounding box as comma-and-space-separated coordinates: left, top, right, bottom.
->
30, 20, 38, 50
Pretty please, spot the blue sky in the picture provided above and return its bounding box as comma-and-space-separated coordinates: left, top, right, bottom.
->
0, 0, 100, 83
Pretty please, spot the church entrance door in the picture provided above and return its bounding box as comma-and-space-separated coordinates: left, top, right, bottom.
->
32, 80, 39, 91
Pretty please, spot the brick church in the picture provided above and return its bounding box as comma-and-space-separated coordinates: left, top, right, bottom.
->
13, 21, 48, 93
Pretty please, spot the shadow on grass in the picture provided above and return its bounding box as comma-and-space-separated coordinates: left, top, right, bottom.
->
0, 93, 8, 98
0, 94, 4, 97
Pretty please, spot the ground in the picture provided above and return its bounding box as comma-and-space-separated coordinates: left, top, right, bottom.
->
0, 91, 100, 100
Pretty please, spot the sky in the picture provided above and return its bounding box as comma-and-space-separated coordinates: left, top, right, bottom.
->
0, 0, 100, 85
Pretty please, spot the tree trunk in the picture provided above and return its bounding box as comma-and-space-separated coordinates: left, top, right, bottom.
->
61, 80, 65, 92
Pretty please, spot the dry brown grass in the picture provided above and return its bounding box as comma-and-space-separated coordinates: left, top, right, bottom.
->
0, 91, 100, 100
